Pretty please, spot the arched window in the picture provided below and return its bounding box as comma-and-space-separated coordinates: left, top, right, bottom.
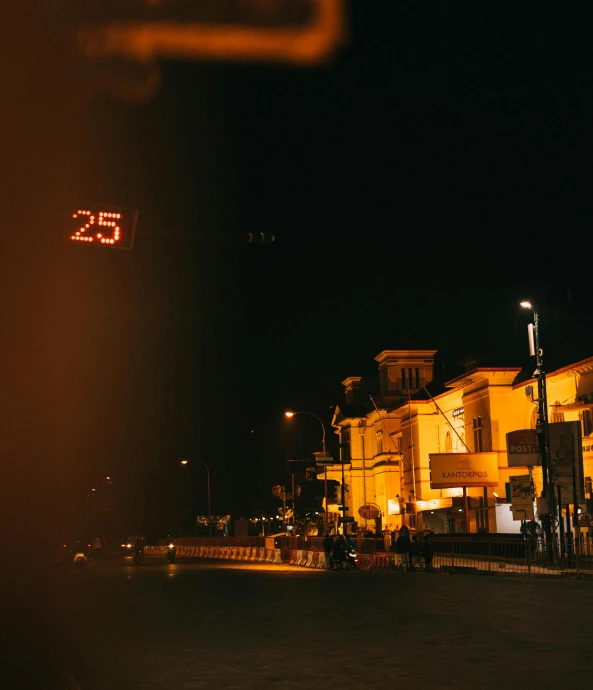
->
445, 430, 452, 452
376, 429, 384, 454
341, 429, 351, 462
530, 407, 539, 430
550, 401, 564, 423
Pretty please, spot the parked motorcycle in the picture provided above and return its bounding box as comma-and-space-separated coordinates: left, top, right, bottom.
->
165, 543, 176, 564
346, 546, 358, 570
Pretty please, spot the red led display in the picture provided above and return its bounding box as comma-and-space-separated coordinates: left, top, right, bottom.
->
70, 205, 138, 249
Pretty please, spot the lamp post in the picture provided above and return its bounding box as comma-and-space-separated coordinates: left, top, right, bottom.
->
285, 410, 329, 532
359, 420, 368, 530
181, 459, 212, 537
520, 300, 554, 561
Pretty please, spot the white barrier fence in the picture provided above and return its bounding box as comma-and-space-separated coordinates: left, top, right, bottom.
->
144, 544, 283, 564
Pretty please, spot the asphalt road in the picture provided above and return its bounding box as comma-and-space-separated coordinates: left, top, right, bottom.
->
11, 558, 593, 689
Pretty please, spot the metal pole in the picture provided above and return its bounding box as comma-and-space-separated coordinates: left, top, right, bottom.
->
463, 487, 470, 533
558, 485, 565, 559
181, 459, 212, 537
361, 430, 367, 530
571, 436, 580, 566
314, 414, 328, 534
196, 460, 212, 538
291, 476, 296, 535
340, 454, 347, 535
324, 466, 328, 533
291, 411, 328, 531
532, 308, 555, 562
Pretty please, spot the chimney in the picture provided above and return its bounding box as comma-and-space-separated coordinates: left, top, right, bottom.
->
374, 350, 438, 398
342, 377, 363, 406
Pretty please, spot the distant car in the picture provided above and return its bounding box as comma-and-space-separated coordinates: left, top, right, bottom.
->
54, 541, 92, 569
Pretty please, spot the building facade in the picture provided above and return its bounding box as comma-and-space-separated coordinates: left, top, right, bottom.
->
324, 350, 593, 535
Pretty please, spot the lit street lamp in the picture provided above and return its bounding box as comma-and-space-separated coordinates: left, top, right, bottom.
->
284, 411, 326, 453
520, 300, 554, 560
285, 410, 330, 532
181, 459, 212, 537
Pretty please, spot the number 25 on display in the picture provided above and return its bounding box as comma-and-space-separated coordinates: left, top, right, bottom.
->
70, 206, 138, 250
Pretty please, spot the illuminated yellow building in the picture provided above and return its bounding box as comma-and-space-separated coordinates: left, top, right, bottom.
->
326, 350, 593, 534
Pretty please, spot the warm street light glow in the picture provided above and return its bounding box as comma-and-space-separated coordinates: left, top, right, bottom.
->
284, 411, 326, 451
180, 459, 212, 535
284, 408, 333, 532
520, 301, 533, 310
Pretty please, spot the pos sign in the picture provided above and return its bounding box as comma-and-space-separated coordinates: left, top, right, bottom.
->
506, 429, 540, 467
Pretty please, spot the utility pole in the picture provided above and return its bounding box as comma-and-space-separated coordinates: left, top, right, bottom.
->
340, 453, 348, 535
285, 411, 328, 532
521, 301, 555, 562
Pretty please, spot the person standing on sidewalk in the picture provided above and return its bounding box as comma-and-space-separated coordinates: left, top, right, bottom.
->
394, 525, 411, 571
92, 536, 103, 561
323, 533, 334, 570
410, 534, 421, 570
421, 533, 434, 571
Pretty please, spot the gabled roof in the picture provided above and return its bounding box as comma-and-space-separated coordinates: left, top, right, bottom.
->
445, 367, 521, 391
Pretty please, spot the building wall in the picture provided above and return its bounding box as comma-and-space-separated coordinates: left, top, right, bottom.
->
333, 354, 593, 535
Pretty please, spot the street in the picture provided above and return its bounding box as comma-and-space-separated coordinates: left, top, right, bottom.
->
25, 558, 593, 689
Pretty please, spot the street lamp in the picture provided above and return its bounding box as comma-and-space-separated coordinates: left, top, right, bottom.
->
284, 411, 326, 453
520, 300, 554, 560
181, 459, 212, 537
284, 410, 329, 532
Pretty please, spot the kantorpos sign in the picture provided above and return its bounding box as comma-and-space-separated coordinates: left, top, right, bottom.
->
429, 453, 500, 489
549, 421, 584, 504
506, 429, 540, 467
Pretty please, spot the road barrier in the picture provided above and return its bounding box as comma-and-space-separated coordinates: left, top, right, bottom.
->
144, 543, 284, 565
141, 536, 593, 580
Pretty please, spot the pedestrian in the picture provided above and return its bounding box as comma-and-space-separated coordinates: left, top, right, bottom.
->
394, 525, 411, 571
332, 534, 346, 569
410, 534, 421, 570
421, 533, 434, 571
92, 536, 103, 561
322, 533, 334, 570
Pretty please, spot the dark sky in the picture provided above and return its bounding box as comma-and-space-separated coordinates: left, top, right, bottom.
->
2, 2, 593, 538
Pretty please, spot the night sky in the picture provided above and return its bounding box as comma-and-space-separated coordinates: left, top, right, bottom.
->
2, 2, 593, 542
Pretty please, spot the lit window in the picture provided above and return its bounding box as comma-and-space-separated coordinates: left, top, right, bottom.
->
530, 407, 538, 430
550, 401, 564, 423
376, 429, 383, 454
445, 431, 452, 452
473, 417, 483, 452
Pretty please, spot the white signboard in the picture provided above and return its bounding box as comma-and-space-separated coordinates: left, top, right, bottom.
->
509, 474, 535, 521
429, 453, 499, 489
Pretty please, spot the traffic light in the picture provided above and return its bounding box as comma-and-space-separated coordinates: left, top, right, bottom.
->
70, 204, 139, 250
326, 480, 340, 503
